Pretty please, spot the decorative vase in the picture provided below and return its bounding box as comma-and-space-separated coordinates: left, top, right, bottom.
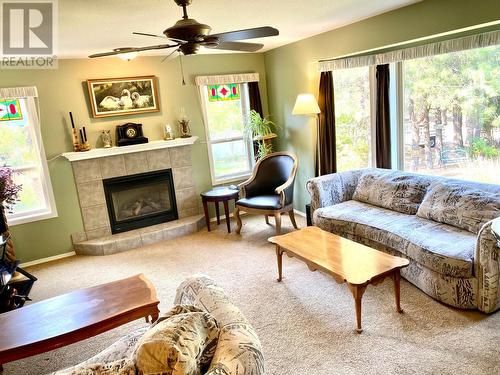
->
0, 206, 15, 262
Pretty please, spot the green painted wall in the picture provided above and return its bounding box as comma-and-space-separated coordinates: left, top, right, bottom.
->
263, 0, 500, 213
1, 54, 268, 262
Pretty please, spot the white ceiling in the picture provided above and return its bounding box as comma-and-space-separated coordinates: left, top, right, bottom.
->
58, 0, 421, 58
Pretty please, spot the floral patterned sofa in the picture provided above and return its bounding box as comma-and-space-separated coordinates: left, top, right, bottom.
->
307, 168, 500, 313
54, 276, 264, 375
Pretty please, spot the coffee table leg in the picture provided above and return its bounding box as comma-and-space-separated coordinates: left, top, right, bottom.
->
202, 200, 210, 231
393, 269, 403, 313
276, 245, 283, 282
348, 284, 367, 334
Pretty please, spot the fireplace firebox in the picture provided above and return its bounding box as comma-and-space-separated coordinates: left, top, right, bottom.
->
103, 169, 178, 234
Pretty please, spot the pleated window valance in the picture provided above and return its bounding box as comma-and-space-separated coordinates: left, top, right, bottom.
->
195, 73, 259, 86
0, 86, 38, 99
318, 30, 500, 71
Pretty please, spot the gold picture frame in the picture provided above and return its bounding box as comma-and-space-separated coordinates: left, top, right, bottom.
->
87, 76, 160, 118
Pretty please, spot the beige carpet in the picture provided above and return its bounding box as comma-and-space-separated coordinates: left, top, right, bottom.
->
4, 215, 500, 375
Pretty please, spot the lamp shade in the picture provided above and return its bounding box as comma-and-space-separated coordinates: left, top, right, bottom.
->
292, 93, 320, 115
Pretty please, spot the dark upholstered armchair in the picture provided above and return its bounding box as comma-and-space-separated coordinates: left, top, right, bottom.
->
235, 152, 298, 235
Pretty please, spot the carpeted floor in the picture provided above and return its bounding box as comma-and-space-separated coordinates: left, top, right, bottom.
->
4, 215, 500, 375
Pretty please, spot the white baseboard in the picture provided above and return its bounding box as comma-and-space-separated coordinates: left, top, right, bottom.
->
21, 251, 76, 268
293, 209, 306, 217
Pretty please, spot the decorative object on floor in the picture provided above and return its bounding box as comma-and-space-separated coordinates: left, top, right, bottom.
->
100, 130, 112, 148
235, 151, 298, 235
201, 186, 239, 233
78, 126, 91, 151
52, 276, 264, 375
245, 109, 280, 160
0, 274, 159, 367
163, 124, 174, 140
307, 168, 500, 313
0, 236, 37, 313
269, 226, 409, 333
68, 112, 80, 152
88, 0, 278, 58
86, 76, 159, 118
115, 123, 148, 146
178, 107, 191, 138
292, 93, 321, 173
0, 166, 20, 262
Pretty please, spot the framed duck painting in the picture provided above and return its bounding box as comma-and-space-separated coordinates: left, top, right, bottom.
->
87, 76, 160, 118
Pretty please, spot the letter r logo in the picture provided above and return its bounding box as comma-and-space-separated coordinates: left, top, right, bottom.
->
2, 1, 53, 55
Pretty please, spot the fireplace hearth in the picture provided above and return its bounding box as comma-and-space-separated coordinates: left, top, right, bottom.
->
103, 169, 178, 234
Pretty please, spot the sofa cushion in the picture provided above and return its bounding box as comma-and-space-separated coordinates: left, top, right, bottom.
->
134, 306, 219, 375
56, 358, 136, 375
314, 200, 476, 278
416, 182, 500, 234
352, 170, 432, 214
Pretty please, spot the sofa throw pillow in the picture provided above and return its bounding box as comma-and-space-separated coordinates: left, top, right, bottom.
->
416, 182, 500, 234
352, 171, 431, 214
134, 306, 219, 375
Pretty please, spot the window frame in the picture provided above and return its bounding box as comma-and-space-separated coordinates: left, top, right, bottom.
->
199, 82, 255, 185
332, 66, 377, 172
4, 96, 58, 226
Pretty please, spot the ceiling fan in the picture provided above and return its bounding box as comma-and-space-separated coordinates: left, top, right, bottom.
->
89, 0, 279, 59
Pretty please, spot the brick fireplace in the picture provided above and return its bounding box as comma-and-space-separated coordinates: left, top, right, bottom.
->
63, 138, 204, 255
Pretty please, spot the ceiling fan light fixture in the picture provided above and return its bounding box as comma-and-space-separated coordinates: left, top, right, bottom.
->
118, 51, 138, 61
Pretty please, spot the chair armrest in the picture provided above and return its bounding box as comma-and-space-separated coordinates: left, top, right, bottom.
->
306, 169, 364, 213
237, 174, 257, 199
476, 220, 500, 313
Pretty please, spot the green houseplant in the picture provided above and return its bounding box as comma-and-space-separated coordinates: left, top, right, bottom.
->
245, 110, 280, 160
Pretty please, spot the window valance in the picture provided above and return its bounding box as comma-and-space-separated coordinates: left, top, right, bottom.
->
318, 30, 500, 71
195, 73, 259, 86
0, 86, 38, 99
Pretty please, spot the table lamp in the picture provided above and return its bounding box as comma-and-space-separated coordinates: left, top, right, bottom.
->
292, 93, 322, 174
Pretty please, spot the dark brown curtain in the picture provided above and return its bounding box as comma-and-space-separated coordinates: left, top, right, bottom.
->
248, 81, 263, 117
375, 64, 391, 169
317, 71, 337, 176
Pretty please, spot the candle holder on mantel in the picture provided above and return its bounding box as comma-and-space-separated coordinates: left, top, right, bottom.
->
163, 124, 175, 140
178, 107, 191, 138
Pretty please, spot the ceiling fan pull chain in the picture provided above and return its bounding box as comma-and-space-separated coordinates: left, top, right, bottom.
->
179, 52, 186, 86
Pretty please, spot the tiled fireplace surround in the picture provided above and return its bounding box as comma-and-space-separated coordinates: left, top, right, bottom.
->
67, 142, 204, 255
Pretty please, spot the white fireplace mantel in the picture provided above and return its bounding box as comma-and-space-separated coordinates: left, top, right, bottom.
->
62, 136, 198, 162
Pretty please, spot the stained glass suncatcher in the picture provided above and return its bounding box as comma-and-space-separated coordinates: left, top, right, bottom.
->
208, 84, 240, 102
0, 99, 23, 121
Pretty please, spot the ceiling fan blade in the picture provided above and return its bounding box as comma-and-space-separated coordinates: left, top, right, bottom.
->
161, 47, 180, 63
205, 41, 264, 52
89, 44, 179, 58
133, 32, 187, 44
211, 26, 279, 42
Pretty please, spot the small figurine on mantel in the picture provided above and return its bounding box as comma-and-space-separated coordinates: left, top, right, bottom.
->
163, 124, 174, 140
178, 107, 191, 138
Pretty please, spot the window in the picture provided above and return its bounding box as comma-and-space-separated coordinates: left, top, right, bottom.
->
0, 96, 57, 225
333, 67, 374, 172
200, 83, 254, 184
402, 45, 499, 184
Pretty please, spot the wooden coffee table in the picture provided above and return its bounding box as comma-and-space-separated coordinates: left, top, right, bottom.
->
0, 274, 159, 366
269, 227, 409, 333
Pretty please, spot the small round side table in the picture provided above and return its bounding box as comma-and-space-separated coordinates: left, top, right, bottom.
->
201, 187, 239, 233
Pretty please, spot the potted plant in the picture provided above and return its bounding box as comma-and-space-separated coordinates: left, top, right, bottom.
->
245, 110, 280, 160
0, 166, 21, 262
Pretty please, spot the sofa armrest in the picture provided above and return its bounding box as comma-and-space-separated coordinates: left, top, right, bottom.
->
306, 169, 364, 214
476, 220, 500, 313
